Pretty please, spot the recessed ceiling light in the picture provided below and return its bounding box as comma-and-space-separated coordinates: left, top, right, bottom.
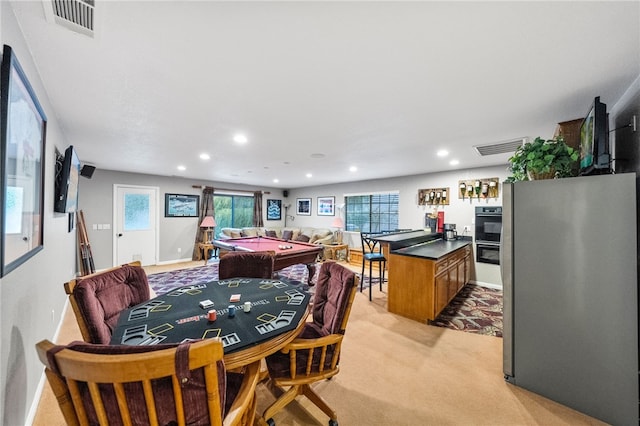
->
349, 166, 357, 172
437, 150, 449, 157
199, 153, 210, 160
233, 133, 248, 144
177, 165, 186, 171
449, 159, 460, 166
273, 178, 279, 183
306, 173, 312, 178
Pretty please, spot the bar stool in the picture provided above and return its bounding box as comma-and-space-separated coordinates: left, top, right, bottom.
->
360, 232, 387, 301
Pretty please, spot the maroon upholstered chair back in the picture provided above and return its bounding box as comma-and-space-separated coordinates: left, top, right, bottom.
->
218, 250, 275, 280
262, 262, 358, 422
69, 263, 150, 344
309, 261, 357, 336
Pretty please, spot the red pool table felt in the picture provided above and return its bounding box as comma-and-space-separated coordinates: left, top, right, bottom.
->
214, 236, 322, 271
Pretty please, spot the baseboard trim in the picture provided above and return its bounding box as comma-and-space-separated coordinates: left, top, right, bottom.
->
469, 280, 502, 290
156, 257, 195, 266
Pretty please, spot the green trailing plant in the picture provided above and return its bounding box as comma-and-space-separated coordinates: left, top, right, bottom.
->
506, 136, 579, 182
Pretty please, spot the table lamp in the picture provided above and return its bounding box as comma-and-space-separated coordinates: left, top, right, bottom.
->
331, 217, 345, 244
200, 216, 216, 243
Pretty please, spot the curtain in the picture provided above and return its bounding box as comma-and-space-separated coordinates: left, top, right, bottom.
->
253, 191, 263, 227
192, 187, 214, 260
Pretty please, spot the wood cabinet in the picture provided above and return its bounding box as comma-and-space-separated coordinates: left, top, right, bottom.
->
388, 244, 472, 323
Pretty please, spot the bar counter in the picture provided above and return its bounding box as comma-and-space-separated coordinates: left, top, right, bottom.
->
391, 237, 472, 260
387, 237, 473, 323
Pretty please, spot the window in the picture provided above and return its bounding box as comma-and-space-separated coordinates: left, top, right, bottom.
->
213, 194, 254, 232
345, 193, 399, 233
123, 193, 150, 231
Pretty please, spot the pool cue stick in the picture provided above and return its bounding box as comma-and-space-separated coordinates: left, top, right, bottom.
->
77, 224, 90, 275
78, 210, 96, 274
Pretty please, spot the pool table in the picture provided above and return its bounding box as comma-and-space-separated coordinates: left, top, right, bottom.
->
212, 236, 322, 284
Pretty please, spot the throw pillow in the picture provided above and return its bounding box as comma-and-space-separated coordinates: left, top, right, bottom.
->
265, 230, 277, 238
309, 234, 324, 243
230, 231, 241, 238
295, 234, 310, 243
282, 230, 293, 241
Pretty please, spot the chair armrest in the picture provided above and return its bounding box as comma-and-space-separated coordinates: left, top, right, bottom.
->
36, 340, 82, 426
223, 360, 261, 426
282, 334, 343, 353
278, 334, 345, 380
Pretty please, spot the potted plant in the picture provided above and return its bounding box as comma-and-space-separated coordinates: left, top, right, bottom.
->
506, 136, 579, 181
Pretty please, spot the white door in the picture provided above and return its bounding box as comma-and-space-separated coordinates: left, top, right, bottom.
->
114, 185, 159, 266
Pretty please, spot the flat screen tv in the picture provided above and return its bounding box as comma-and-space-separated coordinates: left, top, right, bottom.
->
579, 96, 610, 176
54, 145, 80, 213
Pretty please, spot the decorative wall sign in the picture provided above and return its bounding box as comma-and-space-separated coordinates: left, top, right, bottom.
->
418, 188, 450, 206
457, 178, 500, 200
266, 199, 282, 220
296, 198, 311, 215
317, 196, 335, 216
165, 193, 200, 217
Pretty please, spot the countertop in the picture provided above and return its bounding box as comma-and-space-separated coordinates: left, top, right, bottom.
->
390, 237, 471, 260
369, 229, 441, 250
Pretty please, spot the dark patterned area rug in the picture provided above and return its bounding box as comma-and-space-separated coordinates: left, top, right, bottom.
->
147, 262, 316, 296
431, 284, 503, 338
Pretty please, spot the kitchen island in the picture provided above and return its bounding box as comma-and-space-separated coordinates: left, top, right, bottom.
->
388, 238, 472, 323
369, 230, 441, 270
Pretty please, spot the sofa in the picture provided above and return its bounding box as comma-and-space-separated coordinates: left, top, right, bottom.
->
218, 226, 335, 245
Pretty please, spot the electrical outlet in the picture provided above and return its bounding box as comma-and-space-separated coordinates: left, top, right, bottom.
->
177, 247, 182, 253
51, 309, 55, 322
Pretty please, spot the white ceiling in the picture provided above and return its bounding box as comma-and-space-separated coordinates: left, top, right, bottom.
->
10, 1, 640, 189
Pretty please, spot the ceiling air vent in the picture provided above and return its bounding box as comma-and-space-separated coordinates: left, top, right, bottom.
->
473, 138, 526, 156
44, 0, 95, 37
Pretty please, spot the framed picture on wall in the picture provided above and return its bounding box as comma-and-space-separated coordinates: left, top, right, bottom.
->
296, 198, 311, 215
165, 193, 200, 217
317, 196, 335, 216
0, 45, 47, 277
266, 199, 282, 220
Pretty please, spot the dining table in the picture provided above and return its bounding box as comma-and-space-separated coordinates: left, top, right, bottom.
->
110, 276, 311, 369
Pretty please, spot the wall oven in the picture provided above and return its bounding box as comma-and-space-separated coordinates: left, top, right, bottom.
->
475, 206, 502, 264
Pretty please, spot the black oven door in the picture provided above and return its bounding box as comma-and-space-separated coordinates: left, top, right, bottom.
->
475, 206, 502, 243
476, 242, 500, 265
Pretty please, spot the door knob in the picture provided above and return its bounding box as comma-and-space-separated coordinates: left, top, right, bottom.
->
118, 233, 123, 237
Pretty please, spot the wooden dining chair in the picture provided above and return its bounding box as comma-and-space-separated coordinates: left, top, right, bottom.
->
218, 251, 275, 280
36, 338, 261, 426
360, 232, 387, 301
261, 261, 359, 426
64, 261, 151, 344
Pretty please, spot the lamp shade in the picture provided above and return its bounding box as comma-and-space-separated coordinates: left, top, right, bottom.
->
200, 216, 216, 228
331, 217, 344, 228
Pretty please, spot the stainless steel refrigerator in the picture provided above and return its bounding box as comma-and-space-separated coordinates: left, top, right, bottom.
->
502, 173, 638, 425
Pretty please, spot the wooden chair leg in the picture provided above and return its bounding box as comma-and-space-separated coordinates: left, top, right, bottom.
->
301, 384, 337, 421
262, 384, 304, 422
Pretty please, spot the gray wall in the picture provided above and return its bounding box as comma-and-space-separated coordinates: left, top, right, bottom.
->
82, 163, 511, 286
78, 170, 283, 270
285, 164, 511, 286
1, 3, 77, 424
